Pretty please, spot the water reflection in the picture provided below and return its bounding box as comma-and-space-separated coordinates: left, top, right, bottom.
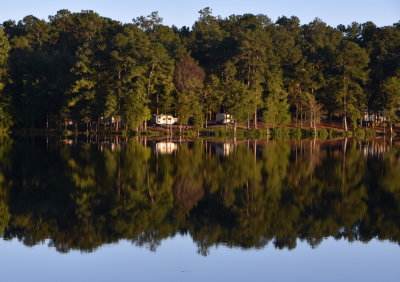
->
153, 142, 178, 154
0, 137, 400, 255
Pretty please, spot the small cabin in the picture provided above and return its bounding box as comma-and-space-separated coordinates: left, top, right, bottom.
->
152, 114, 178, 125
216, 113, 233, 124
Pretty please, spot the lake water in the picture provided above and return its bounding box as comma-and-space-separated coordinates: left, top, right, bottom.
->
0, 137, 400, 281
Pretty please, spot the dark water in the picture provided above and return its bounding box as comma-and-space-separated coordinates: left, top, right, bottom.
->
0, 137, 400, 281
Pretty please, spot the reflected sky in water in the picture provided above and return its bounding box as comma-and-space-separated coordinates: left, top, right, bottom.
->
1, 235, 399, 282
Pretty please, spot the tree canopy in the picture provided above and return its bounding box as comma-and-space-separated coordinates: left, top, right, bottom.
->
0, 8, 399, 132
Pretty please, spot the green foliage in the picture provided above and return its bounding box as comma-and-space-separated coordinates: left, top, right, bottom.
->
366, 24, 400, 114
211, 127, 269, 139
317, 128, 329, 139
263, 69, 290, 128
131, 130, 161, 137
202, 75, 224, 122
270, 127, 291, 140
243, 129, 268, 139
353, 128, 376, 139
289, 128, 302, 139
122, 79, 151, 130
223, 61, 253, 125
0, 27, 12, 132
270, 127, 329, 140
329, 129, 346, 139
62, 129, 73, 136
213, 126, 230, 137
0, 27, 10, 93
331, 39, 369, 130
382, 76, 400, 124
174, 55, 205, 125
0, 9, 399, 137
69, 43, 97, 124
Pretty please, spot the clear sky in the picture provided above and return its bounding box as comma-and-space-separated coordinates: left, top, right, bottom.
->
0, 0, 399, 28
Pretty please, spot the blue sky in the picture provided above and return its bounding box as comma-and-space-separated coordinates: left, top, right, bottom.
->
0, 0, 399, 28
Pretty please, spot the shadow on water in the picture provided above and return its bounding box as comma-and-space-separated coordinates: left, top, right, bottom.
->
0, 136, 400, 255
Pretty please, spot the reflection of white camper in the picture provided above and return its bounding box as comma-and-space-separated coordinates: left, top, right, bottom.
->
154, 142, 178, 154
152, 114, 178, 125
216, 113, 233, 124
215, 143, 234, 157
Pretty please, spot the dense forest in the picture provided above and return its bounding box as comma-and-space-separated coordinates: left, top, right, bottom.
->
0, 139, 399, 254
0, 8, 399, 133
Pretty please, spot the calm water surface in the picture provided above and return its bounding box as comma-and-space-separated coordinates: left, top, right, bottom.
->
0, 137, 400, 281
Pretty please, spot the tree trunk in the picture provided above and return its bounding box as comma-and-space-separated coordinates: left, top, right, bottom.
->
254, 105, 257, 129
314, 119, 317, 138
234, 122, 237, 138
343, 75, 348, 132
343, 96, 348, 132
205, 116, 208, 129
342, 137, 348, 208
299, 87, 303, 129
300, 103, 303, 129
156, 92, 159, 115
115, 120, 119, 132
254, 140, 257, 165
147, 64, 155, 120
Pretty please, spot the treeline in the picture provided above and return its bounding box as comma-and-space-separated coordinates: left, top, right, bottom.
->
1, 139, 400, 253
0, 8, 399, 133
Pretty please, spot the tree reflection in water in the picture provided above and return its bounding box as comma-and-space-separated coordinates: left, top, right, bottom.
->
0, 137, 399, 255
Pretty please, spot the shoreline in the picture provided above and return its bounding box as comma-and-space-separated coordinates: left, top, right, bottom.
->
7, 123, 399, 142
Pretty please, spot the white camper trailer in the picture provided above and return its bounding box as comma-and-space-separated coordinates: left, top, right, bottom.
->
216, 113, 233, 124
152, 114, 178, 125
